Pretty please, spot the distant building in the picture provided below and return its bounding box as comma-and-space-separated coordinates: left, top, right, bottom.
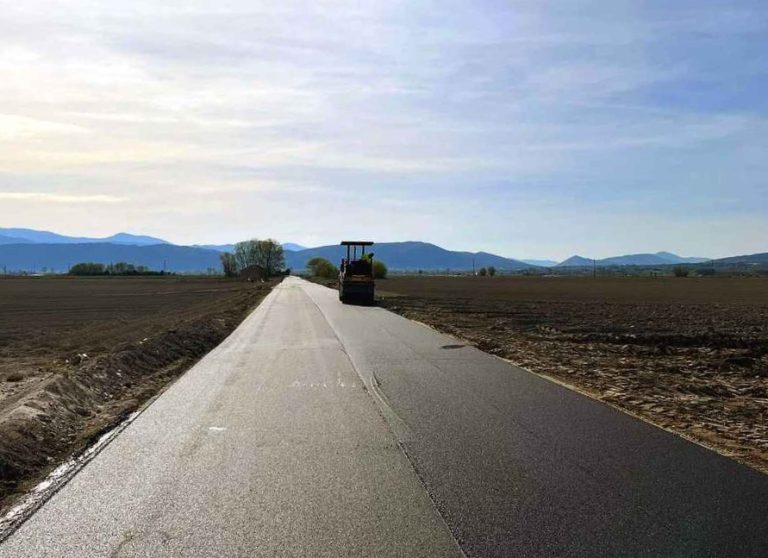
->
239, 264, 265, 281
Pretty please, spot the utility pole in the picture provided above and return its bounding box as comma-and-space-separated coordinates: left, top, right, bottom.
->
593, 258, 597, 278
472, 258, 476, 276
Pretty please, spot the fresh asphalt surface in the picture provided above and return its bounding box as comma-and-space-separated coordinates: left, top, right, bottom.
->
2, 278, 768, 557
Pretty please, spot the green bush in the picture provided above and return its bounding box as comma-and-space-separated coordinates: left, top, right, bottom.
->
487, 266, 496, 277
373, 260, 388, 279
69, 262, 106, 275
307, 257, 339, 279
478, 267, 487, 276
673, 265, 690, 277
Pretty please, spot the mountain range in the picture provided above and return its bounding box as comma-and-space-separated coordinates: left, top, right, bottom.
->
284, 242, 531, 272
194, 242, 307, 253
709, 252, 768, 266
0, 243, 221, 273
0, 228, 168, 246
556, 252, 710, 267
521, 259, 560, 267
0, 227, 761, 273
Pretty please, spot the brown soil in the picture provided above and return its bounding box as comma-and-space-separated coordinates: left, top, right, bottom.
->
379, 276, 768, 473
0, 276, 277, 511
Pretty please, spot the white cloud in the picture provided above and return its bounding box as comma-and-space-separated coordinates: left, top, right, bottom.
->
0, 0, 764, 256
0, 114, 89, 141
0, 192, 127, 203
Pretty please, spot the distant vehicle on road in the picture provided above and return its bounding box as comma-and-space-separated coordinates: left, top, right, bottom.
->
339, 241, 375, 304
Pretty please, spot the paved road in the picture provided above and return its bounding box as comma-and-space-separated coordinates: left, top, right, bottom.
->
2, 277, 768, 557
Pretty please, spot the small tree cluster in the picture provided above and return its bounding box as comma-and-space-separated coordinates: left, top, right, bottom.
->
107, 262, 151, 275
478, 267, 487, 276
220, 239, 285, 278
307, 257, 338, 279
673, 265, 690, 278
70, 262, 106, 275
220, 252, 238, 277
69, 262, 155, 275
373, 260, 388, 279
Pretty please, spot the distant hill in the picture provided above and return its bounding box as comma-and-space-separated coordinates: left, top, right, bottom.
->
600, 253, 673, 266
285, 241, 533, 272
0, 228, 169, 246
195, 244, 236, 253
282, 243, 306, 252
104, 233, 170, 246
0, 243, 220, 273
557, 255, 594, 267
0, 234, 33, 245
710, 252, 768, 265
558, 252, 710, 267
654, 252, 710, 264
196, 242, 305, 253
521, 259, 558, 267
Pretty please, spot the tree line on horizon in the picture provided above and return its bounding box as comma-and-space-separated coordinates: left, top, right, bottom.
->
68, 262, 166, 276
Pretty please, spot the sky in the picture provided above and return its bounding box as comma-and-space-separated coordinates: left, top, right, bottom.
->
0, 0, 766, 260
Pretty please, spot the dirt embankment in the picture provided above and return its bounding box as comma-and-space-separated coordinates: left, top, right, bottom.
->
379, 276, 768, 473
0, 277, 277, 511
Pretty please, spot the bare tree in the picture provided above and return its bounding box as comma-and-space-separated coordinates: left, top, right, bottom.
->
233, 241, 257, 271
232, 239, 285, 277
220, 252, 238, 277
256, 239, 285, 277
